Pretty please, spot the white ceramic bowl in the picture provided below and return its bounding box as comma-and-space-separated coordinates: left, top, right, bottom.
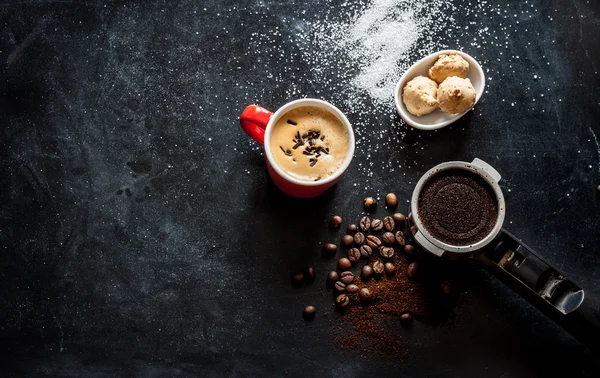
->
394, 50, 485, 131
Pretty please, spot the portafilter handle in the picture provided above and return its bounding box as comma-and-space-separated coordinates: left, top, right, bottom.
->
475, 229, 600, 353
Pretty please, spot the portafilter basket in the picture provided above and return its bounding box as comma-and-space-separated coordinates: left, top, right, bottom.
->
410, 158, 505, 259
408, 158, 600, 353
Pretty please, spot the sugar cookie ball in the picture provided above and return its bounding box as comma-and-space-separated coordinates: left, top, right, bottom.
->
402, 76, 439, 117
437, 77, 476, 114
429, 53, 469, 84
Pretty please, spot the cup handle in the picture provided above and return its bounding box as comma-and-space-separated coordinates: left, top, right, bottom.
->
240, 105, 272, 145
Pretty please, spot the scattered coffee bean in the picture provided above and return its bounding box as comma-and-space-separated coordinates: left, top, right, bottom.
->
407, 262, 419, 278
371, 219, 383, 232
359, 245, 373, 258
372, 260, 385, 275
334, 281, 346, 292
359, 287, 372, 301
383, 216, 395, 231
380, 246, 395, 259
353, 232, 365, 245
392, 213, 406, 225
395, 231, 406, 247
323, 243, 338, 254
340, 271, 355, 284
410, 225, 417, 236
303, 306, 316, 320
384, 262, 396, 276
305, 266, 316, 282
366, 235, 382, 250
330, 215, 342, 229
346, 224, 358, 235
408, 212, 413, 222
361, 265, 373, 280
338, 257, 352, 270
400, 312, 412, 323
404, 244, 415, 255
336, 294, 350, 307
341, 234, 354, 248
382, 232, 395, 245
346, 284, 359, 293
597, 184, 600, 193
441, 280, 452, 294
327, 271, 339, 283
385, 193, 398, 209
363, 197, 377, 210
347, 248, 361, 263
359, 216, 371, 232
292, 273, 304, 285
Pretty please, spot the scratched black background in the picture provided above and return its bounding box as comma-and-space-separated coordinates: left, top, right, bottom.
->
1, 0, 600, 376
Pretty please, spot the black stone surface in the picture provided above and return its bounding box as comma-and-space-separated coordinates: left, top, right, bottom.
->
1, 0, 600, 376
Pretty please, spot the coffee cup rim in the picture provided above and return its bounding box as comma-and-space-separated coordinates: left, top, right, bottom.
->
410, 160, 506, 254
263, 98, 355, 187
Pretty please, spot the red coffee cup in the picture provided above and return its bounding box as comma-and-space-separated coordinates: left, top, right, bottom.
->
240, 98, 355, 198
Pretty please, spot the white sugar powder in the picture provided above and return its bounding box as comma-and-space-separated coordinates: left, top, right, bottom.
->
310, 0, 450, 109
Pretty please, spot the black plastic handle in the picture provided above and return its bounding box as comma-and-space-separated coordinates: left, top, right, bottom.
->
475, 229, 600, 353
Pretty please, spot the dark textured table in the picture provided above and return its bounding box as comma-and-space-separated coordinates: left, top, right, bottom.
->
1, 0, 600, 376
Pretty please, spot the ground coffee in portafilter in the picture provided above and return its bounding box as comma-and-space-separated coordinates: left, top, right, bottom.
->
418, 170, 498, 246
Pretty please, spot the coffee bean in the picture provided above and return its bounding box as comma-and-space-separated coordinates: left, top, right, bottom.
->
338, 257, 352, 270
371, 219, 383, 232
303, 306, 316, 320
359, 216, 371, 232
410, 225, 417, 236
323, 243, 338, 254
441, 280, 452, 294
382, 232, 395, 245
363, 197, 377, 210
380, 246, 395, 259
327, 271, 339, 284
346, 284, 359, 293
383, 216, 395, 231
361, 265, 373, 280
341, 234, 354, 248
334, 281, 346, 292
292, 273, 304, 285
597, 184, 600, 193
407, 262, 419, 278
366, 235, 382, 250
408, 212, 413, 222
404, 244, 415, 255
340, 271, 355, 284
346, 224, 358, 235
347, 248, 361, 263
400, 312, 412, 323
385, 193, 398, 209
372, 260, 384, 275
305, 266, 316, 282
359, 245, 372, 258
392, 213, 406, 225
359, 287, 372, 301
330, 215, 342, 228
336, 294, 350, 307
353, 232, 365, 245
395, 231, 406, 247
384, 262, 396, 276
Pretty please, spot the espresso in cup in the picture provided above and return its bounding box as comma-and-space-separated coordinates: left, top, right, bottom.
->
418, 170, 498, 246
269, 106, 350, 182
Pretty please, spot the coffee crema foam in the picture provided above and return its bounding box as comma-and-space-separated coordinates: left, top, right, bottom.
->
269, 106, 350, 182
